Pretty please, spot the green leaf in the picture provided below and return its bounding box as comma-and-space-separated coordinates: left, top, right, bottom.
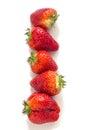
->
25, 28, 32, 43
27, 52, 37, 64
22, 101, 32, 115
50, 14, 60, 26
56, 75, 66, 89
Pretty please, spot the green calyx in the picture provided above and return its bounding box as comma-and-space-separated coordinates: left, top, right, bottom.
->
27, 52, 37, 64
25, 28, 32, 43
22, 101, 32, 115
56, 75, 66, 89
50, 14, 60, 26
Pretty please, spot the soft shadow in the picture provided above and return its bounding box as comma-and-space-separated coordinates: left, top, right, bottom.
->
48, 23, 60, 40
27, 119, 60, 130
48, 23, 60, 60
30, 86, 36, 93
29, 70, 37, 79
49, 49, 60, 60
26, 93, 64, 130
53, 93, 64, 111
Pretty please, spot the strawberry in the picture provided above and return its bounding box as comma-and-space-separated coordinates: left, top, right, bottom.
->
30, 70, 66, 96
27, 50, 58, 74
30, 8, 59, 29
25, 27, 59, 51
22, 92, 60, 124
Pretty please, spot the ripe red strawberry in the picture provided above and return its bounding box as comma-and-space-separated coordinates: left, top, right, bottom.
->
30, 8, 59, 29
30, 70, 66, 96
22, 92, 60, 124
27, 50, 58, 74
25, 27, 59, 51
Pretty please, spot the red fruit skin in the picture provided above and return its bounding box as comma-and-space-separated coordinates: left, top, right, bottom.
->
28, 27, 59, 51
27, 92, 60, 124
28, 110, 59, 124
30, 50, 58, 74
30, 8, 57, 29
30, 70, 60, 96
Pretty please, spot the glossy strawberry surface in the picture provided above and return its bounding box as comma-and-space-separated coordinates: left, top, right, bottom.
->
30, 8, 58, 29
26, 27, 59, 51
28, 50, 58, 74
23, 92, 60, 124
30, 70, 66, 96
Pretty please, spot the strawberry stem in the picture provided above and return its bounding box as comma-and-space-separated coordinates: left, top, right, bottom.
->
50, 14, 60, 26
27, 52, 37, 64
22, 101, 32, 115
25, 28, 32, 43
57, 75, 66, 89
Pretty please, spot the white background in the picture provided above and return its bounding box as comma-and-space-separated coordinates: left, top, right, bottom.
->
0, 0, 87, 130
